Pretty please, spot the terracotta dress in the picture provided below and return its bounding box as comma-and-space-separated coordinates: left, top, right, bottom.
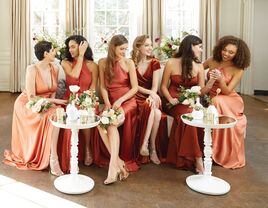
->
3, 64, 59, 170
163, 75, 203, 171
93, 61, 138, 171
209, 68, 246, 169
135, 59, 168, 163
57, 60, 92, 173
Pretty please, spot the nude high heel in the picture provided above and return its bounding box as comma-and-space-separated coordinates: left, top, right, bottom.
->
84, 149, 93, 166
50, 156, 64, 176
150, 149, 161, 165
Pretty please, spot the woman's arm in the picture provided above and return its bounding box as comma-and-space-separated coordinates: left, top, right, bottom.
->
87, 61, 99, 90
98, 58, 111, 108
217, 68, 244, 95
203, 57, 212, 70
61, 41, 88, 79
113, 59, 138, 109
25, 65, 36, 100
160, 60, 179, 105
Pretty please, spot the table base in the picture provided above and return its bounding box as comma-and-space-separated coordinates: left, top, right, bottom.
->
54, 174, 95, 194
186, 175, 230, 195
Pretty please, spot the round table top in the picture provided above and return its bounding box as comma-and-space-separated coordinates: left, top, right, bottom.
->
181, 114, 237, 129
50, 115, 100, 129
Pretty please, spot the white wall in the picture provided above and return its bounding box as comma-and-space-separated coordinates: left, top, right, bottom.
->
252, 0, 268, 91
0, 0, 12, 91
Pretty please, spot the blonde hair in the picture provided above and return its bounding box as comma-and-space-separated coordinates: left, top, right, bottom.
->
105, 34, 128, 83
131, 35, 151, 67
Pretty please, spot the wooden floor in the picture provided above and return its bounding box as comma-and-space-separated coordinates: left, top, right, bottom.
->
0, 92, 267, 208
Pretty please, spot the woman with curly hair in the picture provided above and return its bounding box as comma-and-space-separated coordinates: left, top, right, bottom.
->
203, 35, 251, 169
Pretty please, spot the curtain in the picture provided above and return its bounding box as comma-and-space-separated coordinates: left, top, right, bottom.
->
10, 0, 31, 92
140, 0, 163, 45
200, 0, 220, 61
66, 0, 87, 36
240, 0, 254, 95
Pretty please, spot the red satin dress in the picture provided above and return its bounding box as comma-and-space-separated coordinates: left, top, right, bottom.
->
209, 68, 246, 169
3, 64, 59, 170
163, 75, 203, 171
57, 60, 93, 173
135, 59, 168, 163
92, 61, 138, 171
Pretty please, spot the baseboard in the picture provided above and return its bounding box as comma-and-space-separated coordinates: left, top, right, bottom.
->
254, 90, 268, 95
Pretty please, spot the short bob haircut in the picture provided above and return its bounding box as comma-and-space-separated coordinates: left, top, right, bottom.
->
34, 40, 52, 61
213, 35, 250, 69
64, 35, 93, 62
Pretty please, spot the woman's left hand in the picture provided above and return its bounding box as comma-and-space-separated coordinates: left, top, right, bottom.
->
112, 98, 123, 110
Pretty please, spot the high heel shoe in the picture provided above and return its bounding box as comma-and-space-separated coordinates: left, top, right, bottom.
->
50, 156, 64, 176
118, 161, 129, 181
84, 149, 93, 166
140, 140, 149, 156
104, 168, 120, 185
195, 157, 204, 174
150, 150, 161, 165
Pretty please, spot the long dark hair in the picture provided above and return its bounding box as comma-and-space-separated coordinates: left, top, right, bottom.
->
65, 35, 93, 62
173, 35, 202, 81
213, 35, 250, 69
105, 34, 128, 83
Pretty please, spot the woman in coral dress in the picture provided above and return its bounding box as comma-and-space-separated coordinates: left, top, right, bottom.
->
131, 35, 168, 164
161, 35, 208, 173
57, 35, 98, 173
3, 41, 66, 176
97, 34, 138, 184
203, 35, 251, 169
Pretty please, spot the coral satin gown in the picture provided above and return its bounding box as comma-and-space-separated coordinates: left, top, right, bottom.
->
209, 68, 246, 169
163, 75, 203, 171
3, 64, 59, 170
93, 61, 138, 171
135, 59, 168, 163
57, 60, 92, 173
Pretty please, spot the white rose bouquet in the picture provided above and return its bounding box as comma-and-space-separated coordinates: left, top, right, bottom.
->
99, 109, 125, 130
76, 89, 99, 110
26, 97, 52, 113
177, 85, 201, 107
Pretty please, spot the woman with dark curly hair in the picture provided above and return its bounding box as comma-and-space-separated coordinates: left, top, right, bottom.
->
203, 35, 251, 169
57, 35, 98, 172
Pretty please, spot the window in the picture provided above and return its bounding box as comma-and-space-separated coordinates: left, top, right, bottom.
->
31, 0, 66, 61
163, 0, 200, 37
88, 0, 141, 60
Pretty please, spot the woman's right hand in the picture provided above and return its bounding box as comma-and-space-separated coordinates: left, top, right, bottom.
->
79, 41, 88, 57
169, 98, 179, 106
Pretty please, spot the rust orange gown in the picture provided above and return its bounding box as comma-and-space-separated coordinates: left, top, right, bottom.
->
92, 61, 138, 171
163, 75, 203, 171
135, 59, 168, 163
57, 60, 93, 173
3, 64, 59, 170
209, 68, 246, 169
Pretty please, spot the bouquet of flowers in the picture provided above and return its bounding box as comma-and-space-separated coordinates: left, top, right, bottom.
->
26, 97, 52, 113
99, 109, 125, 130
153, 31, 190, 59
177, 85, 201, 106
76, 89, 99, 110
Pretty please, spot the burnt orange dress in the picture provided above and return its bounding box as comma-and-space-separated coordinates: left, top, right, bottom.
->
209, 68, 246, 169
3, 64, 59, 170
93, 61, 138, 171
163, 75, 203, 171
135, 59, 168, 163
57, 60, 93, 173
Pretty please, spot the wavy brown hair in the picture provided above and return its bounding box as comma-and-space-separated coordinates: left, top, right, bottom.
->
105, 34, 128, 83
173, 35, 202, 81
131, 34, 153, 67
213, 35, 250, 69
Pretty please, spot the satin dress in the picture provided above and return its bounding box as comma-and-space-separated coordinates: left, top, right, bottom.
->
3, 64, 59, 170
135, 59, 168, 163
93, 61, 139, 171
163, 75, 203, 171
57, 60, 93, 173
209, 68, 246, 169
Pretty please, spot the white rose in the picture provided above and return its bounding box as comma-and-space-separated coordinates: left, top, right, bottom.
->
108, 109, 115, 116
102, 110, 109, 117
182, 99, 190, 105
172, 45, 178, 50
85, 97, 92, 105
100, 116, 109, 125
32, 104, 42, 113
190, 86, 201, 94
